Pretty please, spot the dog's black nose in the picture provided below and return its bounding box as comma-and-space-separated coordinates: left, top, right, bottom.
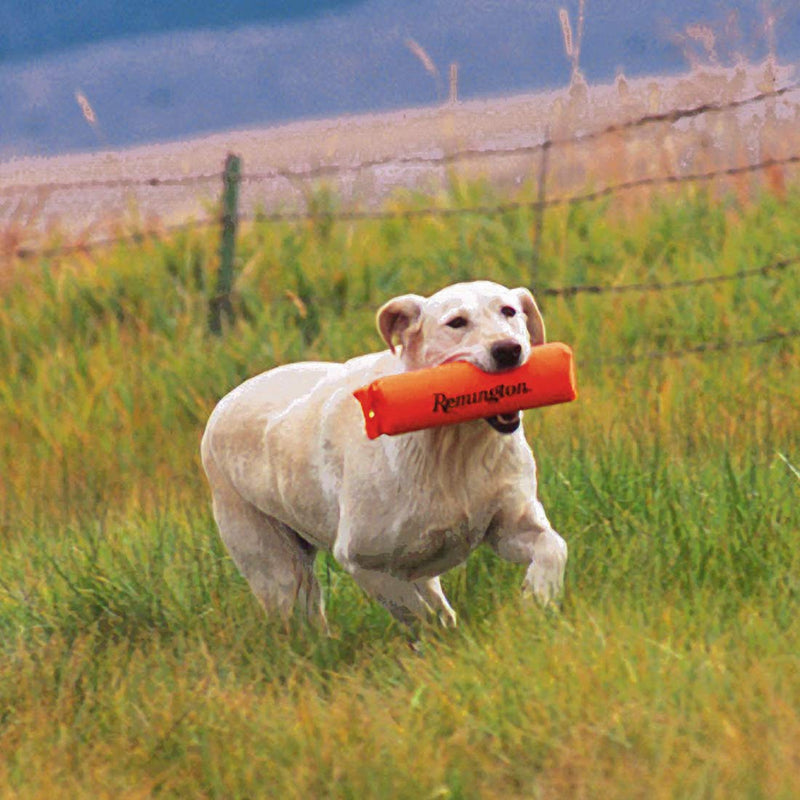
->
491, 340, 522, 369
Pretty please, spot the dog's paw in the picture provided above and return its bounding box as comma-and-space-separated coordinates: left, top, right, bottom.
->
522, 564, 564, 607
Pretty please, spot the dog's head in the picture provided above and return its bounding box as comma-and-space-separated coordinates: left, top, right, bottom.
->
377, 281, 546, 434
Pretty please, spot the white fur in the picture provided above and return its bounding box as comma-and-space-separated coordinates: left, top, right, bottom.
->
201, 281, 567, 628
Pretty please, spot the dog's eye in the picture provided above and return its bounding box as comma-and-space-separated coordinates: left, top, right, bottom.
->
501, 306, 517, 318
446, 316, 468, 329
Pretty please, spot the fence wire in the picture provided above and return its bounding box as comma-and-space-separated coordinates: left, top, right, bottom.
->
12, 218, 216, 259
232, 153, 800, 226
2, 81, 797, 197
242, 81, 800, 184
4, 83, 800, 368
541, 254, 799, 298
581, 329, 799, 367
0, 171, 220, 199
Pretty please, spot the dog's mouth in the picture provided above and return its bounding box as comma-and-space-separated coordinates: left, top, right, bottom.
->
486, 412, 521, 434
437, 355, 523, 434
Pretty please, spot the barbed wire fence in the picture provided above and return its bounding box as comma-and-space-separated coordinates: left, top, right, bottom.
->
3, 82, 799, 364
4, 80, 798, 198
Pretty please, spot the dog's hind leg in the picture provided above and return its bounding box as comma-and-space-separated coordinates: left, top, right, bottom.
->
205, 460, 325, 627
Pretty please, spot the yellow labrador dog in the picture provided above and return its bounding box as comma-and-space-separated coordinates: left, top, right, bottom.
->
201, 281, 567, 628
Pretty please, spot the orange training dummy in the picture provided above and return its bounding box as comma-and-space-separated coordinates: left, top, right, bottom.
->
353, 342, 577, 439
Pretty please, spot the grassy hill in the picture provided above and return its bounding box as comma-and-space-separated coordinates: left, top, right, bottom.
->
1, 179, 798, 797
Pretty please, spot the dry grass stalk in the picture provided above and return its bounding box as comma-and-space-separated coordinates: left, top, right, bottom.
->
75, 91, 98, 127
405, 38, 444, 102
405, 38, 439, 81
558, 9, 573, 58
559, 1, 586, 84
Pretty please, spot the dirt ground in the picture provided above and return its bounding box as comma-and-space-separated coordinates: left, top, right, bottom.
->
1, 61, 798, 250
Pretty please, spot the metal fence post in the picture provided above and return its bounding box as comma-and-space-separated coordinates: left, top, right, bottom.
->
531, 128, 551, 293
209, 153, 241, 336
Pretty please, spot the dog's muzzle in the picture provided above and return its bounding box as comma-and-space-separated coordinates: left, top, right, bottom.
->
484, 340, 524, 434
490, 341, 523, 370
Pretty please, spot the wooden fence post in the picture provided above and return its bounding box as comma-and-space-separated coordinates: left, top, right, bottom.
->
209, 153, 241, 336
531, 129, 551, 293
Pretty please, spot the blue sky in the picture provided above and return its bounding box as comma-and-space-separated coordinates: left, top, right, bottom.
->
0, 1, 367, 62
1, 1, 797, 158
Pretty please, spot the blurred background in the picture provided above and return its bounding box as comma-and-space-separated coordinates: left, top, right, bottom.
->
2, 0, 798, 159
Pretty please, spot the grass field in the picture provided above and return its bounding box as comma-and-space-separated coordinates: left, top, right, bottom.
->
1, 179, 799, 798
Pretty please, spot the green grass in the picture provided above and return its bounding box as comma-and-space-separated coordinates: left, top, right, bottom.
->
1, 182, 799, 798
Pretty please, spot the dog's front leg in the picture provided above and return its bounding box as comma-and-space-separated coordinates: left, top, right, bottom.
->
344, 563, 436, 626
415, 577, 457, 628
487, 499, 568, 605
332, 538, 435, 625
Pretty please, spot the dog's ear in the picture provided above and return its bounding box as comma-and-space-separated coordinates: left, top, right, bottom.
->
377, 294, 425, 353
514, 287, 546, 346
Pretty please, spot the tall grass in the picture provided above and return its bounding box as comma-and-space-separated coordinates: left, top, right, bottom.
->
1, 182, 798, 798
